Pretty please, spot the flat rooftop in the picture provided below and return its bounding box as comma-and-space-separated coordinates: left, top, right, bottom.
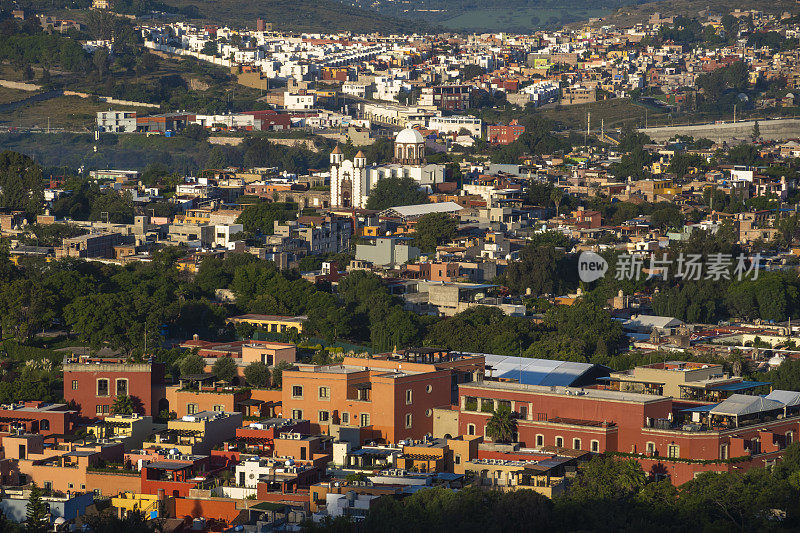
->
461, 381, 669, 404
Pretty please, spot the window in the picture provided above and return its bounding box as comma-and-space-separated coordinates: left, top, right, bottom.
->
96, 405, 103, 415
467, 424, 476, 436
787, 431, 794, 445
341, 412, 349, 424
646, 442, 656, 455
720, 444, 729, 460
213, 405, 224, 412
40, 420, 49, 431
319, 410, 330, 423
555, 436, 564, 447
667, 444, 680, 458
319, 387, 330, 399
187, 403, 198, 415
115, 378, 128, 396
536, 434, 544, 447
43, 481, 52, 490
405, 413, 413, 429
573, 438, 581, 450
292, 409, 303, 420
405, 389, 413, 405
426, 409, 432, 417
97, 379, 109, 397
292, 386, 303, 398
455, 454, 461, 465
68, 483, 74, 489
426, 385, 433, 393
81, 485, 85, 490
519, 405, 528, 419
72, 380, 78, 390
360, 413, 370, 427
102, 405, 109, 414
591, 440, 600, 452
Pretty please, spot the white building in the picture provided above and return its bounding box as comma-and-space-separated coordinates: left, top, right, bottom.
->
329, 128, 445, 209
428, 116, 482, 137
342, 83, 372, 99
284, 91, 316, 110
97, 111, 137, 133
520, 81, 560, 107
214, 223, 244, 249
324, 491, 379, 520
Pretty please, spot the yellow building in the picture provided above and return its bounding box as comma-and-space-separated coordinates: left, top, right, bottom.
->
111, 492, 173, 519
87, 413, 159, 451
226, 314, 307, 334
142, 411, 243, 455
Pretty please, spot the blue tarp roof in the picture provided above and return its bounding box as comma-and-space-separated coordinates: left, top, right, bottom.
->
483, 354, 604, 387
682, 404, 719, 412
710, 381, 769, 391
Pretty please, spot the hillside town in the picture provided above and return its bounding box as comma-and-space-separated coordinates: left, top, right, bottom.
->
2, 0, 800, 532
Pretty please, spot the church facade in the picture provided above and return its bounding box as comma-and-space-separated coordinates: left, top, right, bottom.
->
330, 128, 445, 209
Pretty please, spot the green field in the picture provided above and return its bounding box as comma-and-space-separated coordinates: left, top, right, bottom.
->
439, 6, 608, 32
538, 98, 665, 130
0, 86, 29, 105
0, 95, 155, 131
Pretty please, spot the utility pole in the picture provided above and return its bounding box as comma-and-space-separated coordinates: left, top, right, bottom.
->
733, 104, 737, 124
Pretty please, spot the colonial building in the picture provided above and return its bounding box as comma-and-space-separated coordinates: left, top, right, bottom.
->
329, 128, 445, 209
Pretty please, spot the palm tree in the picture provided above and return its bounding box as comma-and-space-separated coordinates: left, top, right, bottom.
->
111, 394, 134, 415
550, 187, 563, 217
486, 404, 517, 444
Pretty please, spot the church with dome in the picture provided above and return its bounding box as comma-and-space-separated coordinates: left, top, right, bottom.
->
329, 128, 445, 209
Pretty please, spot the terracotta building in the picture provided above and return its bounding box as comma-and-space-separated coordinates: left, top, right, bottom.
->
63, 357, 166, 418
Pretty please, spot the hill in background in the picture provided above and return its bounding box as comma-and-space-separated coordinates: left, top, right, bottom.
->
570, 0, 800, 28
158, 0, 430, 33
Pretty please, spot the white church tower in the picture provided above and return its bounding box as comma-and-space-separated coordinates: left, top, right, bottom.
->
330, 127, 443, 209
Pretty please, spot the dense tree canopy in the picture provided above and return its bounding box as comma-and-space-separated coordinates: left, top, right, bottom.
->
365, 176, 430, 211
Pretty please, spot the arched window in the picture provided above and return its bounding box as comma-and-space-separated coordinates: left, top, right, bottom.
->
555, 436, 564, 447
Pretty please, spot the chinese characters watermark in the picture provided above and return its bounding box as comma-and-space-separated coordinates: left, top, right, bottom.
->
613, 253, 761, 282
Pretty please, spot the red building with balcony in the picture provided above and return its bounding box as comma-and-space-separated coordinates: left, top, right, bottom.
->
63, 357, 166, 419
458, 380, 800, 485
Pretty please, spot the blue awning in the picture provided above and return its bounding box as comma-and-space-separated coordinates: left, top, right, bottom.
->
682, 404, 719, 412
709, 381, 770, 392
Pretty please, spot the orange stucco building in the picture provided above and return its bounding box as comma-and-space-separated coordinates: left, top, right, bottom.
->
281, 349, 484, 444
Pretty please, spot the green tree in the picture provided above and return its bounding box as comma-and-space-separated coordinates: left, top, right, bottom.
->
0, 151, 45, 218
212, 355, 237, 383
235, 202, 295, 234
412, 212, 458, 252
365, 176, 429, 211
25, 483, 48, 533
179, 353, 206, 376
111, 394, 134, 415
485, 404, 517, 443
271, 360, 293, 389
243, 361, 271, 388
752, 120, 760, 141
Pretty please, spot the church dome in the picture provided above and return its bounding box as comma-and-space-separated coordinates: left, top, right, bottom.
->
396, 128, 425, 144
